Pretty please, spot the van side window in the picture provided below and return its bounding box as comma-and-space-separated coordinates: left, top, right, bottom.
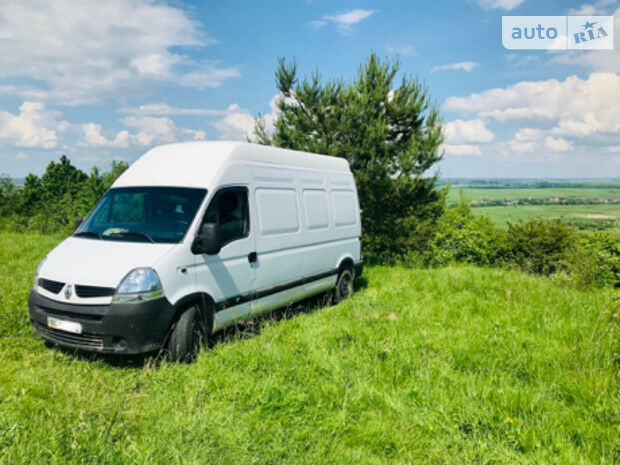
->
203, 188, 249, 245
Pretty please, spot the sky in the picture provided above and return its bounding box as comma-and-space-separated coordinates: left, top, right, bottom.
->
0, 0, 618, 179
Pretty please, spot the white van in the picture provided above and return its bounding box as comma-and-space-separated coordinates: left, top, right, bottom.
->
29, 141, 362, 361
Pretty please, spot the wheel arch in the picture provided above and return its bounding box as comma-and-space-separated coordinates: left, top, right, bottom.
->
170, 292, 216, 335
336, 256, 355, 274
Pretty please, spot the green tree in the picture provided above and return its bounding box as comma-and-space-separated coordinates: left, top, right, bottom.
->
254, 54, 446, 257
40, 155, 88, 202
16, 173, 43, 218
103, 160, 129, 190
0, 175, 17, 217
0, 156, 128, 233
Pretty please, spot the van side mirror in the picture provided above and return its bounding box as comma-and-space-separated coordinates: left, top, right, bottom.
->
74, 217, 83, 231
191, 223, 221, 255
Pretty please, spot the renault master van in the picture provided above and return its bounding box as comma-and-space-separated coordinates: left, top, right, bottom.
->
29, 141, 362, 361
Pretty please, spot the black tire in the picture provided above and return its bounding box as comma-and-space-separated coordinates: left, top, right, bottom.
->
333, 267, 354, 304
166, 305, 204, 363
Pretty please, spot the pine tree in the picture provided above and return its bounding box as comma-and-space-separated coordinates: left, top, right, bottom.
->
253, 53, 446, 257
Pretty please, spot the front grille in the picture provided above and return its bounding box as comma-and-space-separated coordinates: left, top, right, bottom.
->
34, 322, 104, 349
39, 278, 64, 294
75, 285, 115, 298
40, 304, 103, 321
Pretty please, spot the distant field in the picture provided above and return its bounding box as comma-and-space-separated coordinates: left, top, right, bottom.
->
473, 203, 620, 235
447, 187, 619, 203
446, 183, 620, 236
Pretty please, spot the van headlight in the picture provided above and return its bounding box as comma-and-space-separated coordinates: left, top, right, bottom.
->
113, 268, 164, 303
34, 257, 47, 288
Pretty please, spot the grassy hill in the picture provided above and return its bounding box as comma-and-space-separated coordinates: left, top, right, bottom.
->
0, 233, 617, 464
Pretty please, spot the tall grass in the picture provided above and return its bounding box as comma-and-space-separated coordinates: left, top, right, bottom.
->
0, 233, 617, 464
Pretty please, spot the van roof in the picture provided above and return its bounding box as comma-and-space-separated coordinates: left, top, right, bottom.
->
112, 141, 350, 189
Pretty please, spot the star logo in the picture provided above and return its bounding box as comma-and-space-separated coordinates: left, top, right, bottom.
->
583, 20, 598, 29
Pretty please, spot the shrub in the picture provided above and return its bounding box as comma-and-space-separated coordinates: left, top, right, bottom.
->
504, 218, 580, 276
564, 231, 620, 288
429, 202, 502, 266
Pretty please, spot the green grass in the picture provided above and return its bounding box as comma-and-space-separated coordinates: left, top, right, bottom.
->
0, 233, 618, 464
447, 187, 619, 203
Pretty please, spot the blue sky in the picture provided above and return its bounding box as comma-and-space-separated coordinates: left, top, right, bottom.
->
0, 0, 618, 178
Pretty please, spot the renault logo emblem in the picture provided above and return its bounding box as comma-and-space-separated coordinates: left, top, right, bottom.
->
64, 284, 73, 299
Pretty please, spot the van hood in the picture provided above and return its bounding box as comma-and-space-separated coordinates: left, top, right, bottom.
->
39, 236, 176, 288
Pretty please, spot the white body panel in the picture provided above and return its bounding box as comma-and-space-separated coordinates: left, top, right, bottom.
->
37, 141, 361, 330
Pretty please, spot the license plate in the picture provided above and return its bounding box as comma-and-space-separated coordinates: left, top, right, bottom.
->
47, 316, 82, 334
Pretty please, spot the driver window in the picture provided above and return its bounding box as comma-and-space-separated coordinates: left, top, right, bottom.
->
203, 188, 249, 245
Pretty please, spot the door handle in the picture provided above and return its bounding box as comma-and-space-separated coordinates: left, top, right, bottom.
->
248, 252, 257, 263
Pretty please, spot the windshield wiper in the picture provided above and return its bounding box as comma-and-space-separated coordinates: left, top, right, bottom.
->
74, 231, 102, 240
107, 231, 156, 243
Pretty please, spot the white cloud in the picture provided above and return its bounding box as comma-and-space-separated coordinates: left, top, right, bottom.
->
16, 152, 29, 160
312, 9, 376, 34
445, 72, 620, 165
508, 140, 536, 153
445, 73, 620, 140
217, 94, 285, 141
120, 104, 225, 117
475, 0, 525, 10
445, 119, 494, 144
512, 128, 544, 141
81, 123, 130, 148
506, 129, 572, 159
544, 136, 573, 152
214, 105, 256, 140
443, 144, 483, 156
0, 102, 67, 148
0, 0, 239, 104
310, 20, 327, 28
431, 62, 479, 73
128, 117, 204, 145
568, 0, 616, 15
177, 66, 241, 90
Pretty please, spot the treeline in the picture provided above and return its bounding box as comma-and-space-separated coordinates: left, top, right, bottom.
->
467, 198, 618, 207
441, 179, 620, 189
0, 155, 618, 289
0, 155, 128, 234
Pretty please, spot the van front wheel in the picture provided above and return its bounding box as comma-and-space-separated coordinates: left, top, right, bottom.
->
333, 267, 354, 304
166, 305, 203, 363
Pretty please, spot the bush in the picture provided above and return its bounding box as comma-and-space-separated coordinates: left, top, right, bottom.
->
504, 218, 580, 276
560, 231, 620, 288
429, 202, 503, 266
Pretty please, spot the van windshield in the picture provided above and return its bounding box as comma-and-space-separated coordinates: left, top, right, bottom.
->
76, 187, 207, 244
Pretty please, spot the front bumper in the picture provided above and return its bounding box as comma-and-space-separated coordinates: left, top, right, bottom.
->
29, 290, 175, 354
